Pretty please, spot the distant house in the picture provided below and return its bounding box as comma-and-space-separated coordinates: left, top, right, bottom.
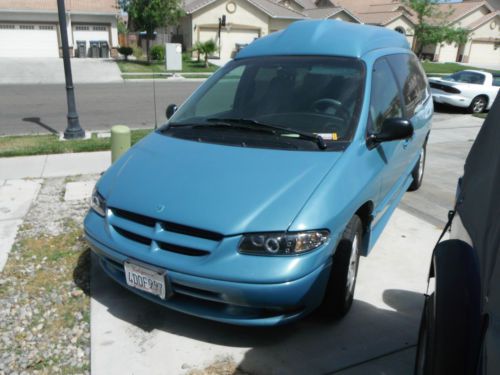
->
0, 0, 120, 58
177, 0, 499, 64
177, 0, 361, 61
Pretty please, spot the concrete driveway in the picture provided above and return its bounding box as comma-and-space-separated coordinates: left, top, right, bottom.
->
0, 58, 122, 84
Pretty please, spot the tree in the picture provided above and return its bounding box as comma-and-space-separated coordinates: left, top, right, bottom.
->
127, 0, 184, 62
404, 0, 469, 57
197, 40, 217, 68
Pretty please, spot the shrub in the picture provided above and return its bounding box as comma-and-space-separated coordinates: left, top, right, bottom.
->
150, 44, 165, 61
117, 46, 133, 60
130, 44, 143, 60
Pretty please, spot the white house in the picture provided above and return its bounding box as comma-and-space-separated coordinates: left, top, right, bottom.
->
0, 0, 120, 58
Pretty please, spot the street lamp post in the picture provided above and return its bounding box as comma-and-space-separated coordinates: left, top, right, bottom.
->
57, 0, 85, 139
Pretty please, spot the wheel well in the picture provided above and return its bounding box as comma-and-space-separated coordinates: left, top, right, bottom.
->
474, 94, 488, 104
355, 201, 374, 236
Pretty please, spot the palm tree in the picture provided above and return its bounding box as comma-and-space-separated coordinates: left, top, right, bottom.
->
191, 41, 203, 62
198, 40, 217, 68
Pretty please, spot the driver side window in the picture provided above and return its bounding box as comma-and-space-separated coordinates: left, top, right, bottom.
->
369, 58, 403, 134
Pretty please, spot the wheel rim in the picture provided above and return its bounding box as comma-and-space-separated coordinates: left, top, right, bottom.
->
473, 98, 485, 113
346, 234, 359, 300
418, 148, 425, 182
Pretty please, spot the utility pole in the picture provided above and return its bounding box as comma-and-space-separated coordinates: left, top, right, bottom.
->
57, 0, 85, 139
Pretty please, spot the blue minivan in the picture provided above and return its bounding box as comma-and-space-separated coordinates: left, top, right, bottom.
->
84, 20, 433, 325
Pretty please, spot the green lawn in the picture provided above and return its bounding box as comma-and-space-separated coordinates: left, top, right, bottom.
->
0, 129, 152, 158
422, 62, 499, 75
117, 55, 218, 74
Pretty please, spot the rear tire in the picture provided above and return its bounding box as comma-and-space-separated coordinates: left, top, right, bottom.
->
469, 95, 487, 114
408, 144, 426, 191
321, 215, 362, 319
414, 240, 481, 375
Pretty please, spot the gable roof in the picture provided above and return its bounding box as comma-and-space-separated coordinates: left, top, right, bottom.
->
184, 0, 305, 18
0, 0, 118, 13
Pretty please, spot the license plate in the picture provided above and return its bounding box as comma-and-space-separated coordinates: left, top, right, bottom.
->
124, 261, 167, 299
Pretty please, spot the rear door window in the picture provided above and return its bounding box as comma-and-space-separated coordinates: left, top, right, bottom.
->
387, 54, 428, 118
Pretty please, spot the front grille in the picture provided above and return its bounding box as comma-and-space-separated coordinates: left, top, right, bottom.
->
112, 208, 156, 227
110, 207, 222, 256
113, 226, 152, 246
157, 241, 210, 256
111, 207, 223, 241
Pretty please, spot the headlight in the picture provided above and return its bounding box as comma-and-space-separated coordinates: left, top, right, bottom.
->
239, 230, 329, 256
90, 188, 107, 216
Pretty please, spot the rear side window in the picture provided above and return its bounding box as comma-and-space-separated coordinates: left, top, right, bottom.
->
387, 54, 428, 118
369, 58, 403, 134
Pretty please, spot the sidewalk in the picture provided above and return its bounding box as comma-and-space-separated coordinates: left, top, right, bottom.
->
0, 151, 110, 180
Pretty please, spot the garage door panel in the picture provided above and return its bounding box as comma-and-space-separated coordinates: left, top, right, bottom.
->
221, 29, 258, 59
468, 42, 500, 65
0, 24, 59, 57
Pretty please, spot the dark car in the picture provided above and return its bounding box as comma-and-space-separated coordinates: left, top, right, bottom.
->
414, 95, 500, 374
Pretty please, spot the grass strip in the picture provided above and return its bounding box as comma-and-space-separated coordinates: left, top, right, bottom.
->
0, 129, 152, 158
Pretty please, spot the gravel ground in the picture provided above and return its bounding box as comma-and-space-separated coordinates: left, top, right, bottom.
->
0, 175, 98, 375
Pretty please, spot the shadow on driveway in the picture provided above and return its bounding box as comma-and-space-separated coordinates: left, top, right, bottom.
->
90, 253, 423, 374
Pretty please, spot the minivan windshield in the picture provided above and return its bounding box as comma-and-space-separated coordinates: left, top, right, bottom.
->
165, 56, 365, 151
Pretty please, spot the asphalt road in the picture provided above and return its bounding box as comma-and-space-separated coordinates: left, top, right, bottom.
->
0, 81, 202, 136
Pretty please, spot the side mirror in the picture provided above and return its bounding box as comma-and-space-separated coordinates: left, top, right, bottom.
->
166, 104, 177, 119
367, 118, 413, 148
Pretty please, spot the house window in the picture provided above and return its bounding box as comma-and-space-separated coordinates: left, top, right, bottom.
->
0, 24, 15, 29
39, 25, 54, 30
19, 25, 35, 30
75, 26, 90, 31
395, 26, 405, 35
93, 26, 107, 31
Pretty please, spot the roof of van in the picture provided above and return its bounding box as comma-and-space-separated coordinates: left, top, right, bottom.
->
236, 20, 410, 60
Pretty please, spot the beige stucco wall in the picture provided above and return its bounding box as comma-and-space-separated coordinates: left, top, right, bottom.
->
454, 6, 490, 28
386, 17, 414, 48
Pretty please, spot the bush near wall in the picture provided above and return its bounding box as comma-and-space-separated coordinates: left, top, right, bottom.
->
151, 45, 165, 61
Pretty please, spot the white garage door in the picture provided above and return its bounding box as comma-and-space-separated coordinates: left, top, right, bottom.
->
437, 43, 458, 62
468, 42, 500, 65
72, 24, 110, 57
198, 27, 259, 60
221, 29, 259, 59
0, 23, 59, 57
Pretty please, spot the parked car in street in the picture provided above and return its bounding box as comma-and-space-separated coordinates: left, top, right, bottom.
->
429, 70, 499, 113
414, 95, 500, 375
84, 20, 433, 326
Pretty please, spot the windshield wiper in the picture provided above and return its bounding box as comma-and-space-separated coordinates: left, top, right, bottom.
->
165, 121, 274, 134
207, 117, 327, 150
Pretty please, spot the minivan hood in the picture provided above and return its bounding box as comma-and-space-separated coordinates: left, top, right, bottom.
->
103, 133, 343, 235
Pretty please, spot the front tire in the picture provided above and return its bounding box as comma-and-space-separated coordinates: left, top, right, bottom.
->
408, 144, 426, 191
321, 215, 362, 319
469, 95, 487, 114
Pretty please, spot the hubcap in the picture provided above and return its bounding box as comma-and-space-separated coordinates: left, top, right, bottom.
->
418, 148, 425, 182
473, 98, 485, 113
346, 235, 359, 300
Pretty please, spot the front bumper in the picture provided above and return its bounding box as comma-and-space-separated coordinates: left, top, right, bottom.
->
86, 230, 332, 326
431, 90, 471, 108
